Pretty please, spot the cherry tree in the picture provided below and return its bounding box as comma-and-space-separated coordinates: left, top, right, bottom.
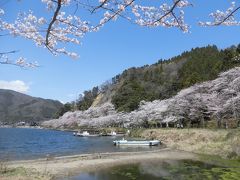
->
41, 67, 240, 129
0, 0, 240, 67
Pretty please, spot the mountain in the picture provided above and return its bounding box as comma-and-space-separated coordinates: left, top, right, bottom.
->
72, 44, 240, 113
42, 67, 240, 129
0, 89, 63, 125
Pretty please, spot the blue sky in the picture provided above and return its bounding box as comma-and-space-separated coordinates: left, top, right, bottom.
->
0, 0, 240, 103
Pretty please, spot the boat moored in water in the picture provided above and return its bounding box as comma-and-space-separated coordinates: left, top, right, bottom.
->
73, 131, 99, 137
113, 138, 160, 146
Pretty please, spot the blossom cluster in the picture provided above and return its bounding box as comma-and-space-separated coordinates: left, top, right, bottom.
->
131, 3, 190, 33
0, 0, 240, 60
95, 0, 191, 32
199, 1, 240, 26
0, 54, 38, 68
0, 0, 192, 59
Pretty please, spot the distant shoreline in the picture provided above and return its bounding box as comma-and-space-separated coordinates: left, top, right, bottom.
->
0, 125, 43, 129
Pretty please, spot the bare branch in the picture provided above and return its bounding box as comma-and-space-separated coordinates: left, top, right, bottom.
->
0, 50, 19, 55
45, 0, 62, 47
91, 0, 109, 13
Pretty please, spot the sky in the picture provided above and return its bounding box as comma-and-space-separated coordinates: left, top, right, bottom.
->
0, 0, 240, 103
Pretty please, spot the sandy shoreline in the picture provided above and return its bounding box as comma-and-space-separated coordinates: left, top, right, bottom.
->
5, 149, 197, 179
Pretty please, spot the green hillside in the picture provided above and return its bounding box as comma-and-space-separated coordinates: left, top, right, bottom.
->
70, 44, 240, 113
112, 45, 240, 112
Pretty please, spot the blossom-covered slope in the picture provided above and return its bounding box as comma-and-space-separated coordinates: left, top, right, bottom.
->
42, 67, 240, 129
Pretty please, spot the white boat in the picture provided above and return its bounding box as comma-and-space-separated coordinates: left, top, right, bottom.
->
107, 131, 117, 136
78, 131, 90, 136
113, 138, 160, 146
74, 131, 99, 137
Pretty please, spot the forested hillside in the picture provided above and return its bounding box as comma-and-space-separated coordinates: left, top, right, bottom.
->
59, 44, 240, 114
0, 89, 63, 124
111, 45, 240, 112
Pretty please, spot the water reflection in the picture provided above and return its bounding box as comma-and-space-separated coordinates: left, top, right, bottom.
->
66, 159, 240, 180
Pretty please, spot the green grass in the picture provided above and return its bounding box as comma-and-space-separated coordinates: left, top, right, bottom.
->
133, 128, 240, 159
0, 163, 53, 180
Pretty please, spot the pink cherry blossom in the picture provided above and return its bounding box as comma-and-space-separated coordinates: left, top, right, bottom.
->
0, 0, 240, 68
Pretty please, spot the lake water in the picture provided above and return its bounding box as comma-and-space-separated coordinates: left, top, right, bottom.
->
66, 159, 240, 180
0, 128, 161, 160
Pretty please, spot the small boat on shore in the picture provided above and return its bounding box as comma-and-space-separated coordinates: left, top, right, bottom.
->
107, 131, 117, 136
73, 131, 99, 137
113, 138, 160, 146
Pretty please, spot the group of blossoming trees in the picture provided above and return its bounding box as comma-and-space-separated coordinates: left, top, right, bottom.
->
0, 0, 240, 67
42, 67, 240, 129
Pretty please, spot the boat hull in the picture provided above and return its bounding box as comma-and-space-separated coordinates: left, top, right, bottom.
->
77, 134, 99, 137
113, 140, 160, 146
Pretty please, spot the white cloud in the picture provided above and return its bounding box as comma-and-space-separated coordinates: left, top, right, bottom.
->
0, 80, 29, 93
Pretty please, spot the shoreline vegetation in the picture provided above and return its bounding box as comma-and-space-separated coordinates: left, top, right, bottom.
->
1, 127, 239, 180
135, 128, 240, 159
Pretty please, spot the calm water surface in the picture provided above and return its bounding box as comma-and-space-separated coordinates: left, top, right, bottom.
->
0, 128, 161, 160
66, 159, 240, 180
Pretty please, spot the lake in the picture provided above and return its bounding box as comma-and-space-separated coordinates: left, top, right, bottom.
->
0, 128, 161, 160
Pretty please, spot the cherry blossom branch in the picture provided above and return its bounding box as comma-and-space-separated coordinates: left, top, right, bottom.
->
0, 60, 37, 68
0, 54, 39, 68
215, 5, 240, 25
0, 0, 240, 62
131, 0, 192, 32
0, 49, 38, 68
92, 0, 135, 31
0, 0, 192, 59
152, 0, 182, 25
74, 0, 133, 24
46, 0, 62, 47
200, 1, 240, 26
